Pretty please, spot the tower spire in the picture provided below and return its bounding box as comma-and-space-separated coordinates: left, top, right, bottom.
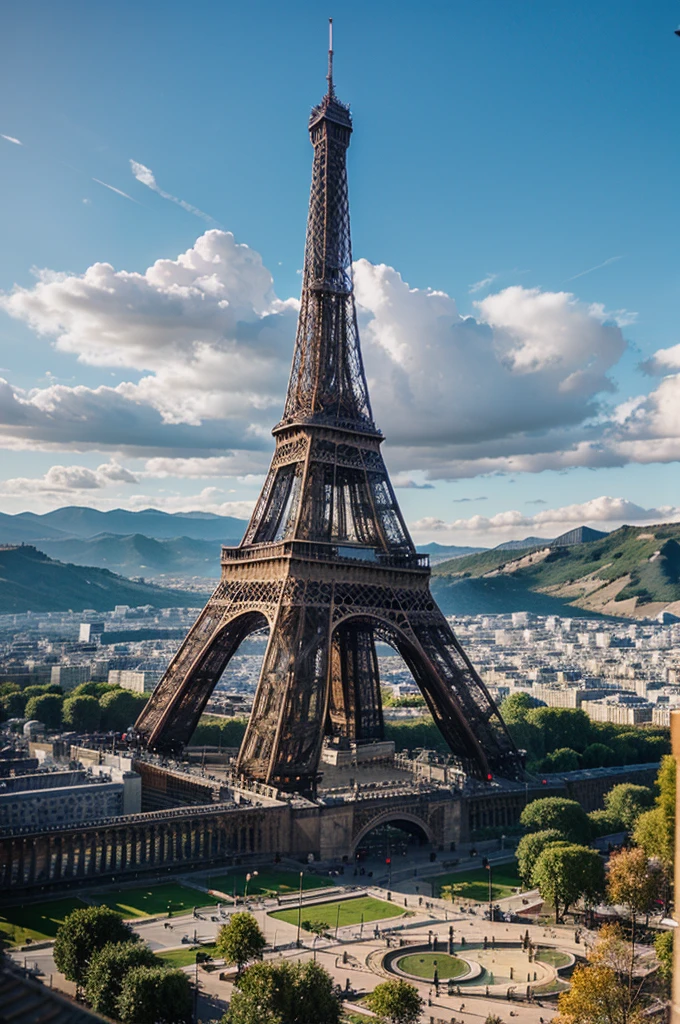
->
327, 18, 334, 97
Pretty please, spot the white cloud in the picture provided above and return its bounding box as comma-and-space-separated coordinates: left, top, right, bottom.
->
1, 135, 22, 146
1, 461, 139, 495
468, 274, 497, 294
410, 495, 680, 544
0, 228, 678, 490
124, 487, 253, 519
130, 159, 215, 224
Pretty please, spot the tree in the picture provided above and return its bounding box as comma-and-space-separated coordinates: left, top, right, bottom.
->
85, 940, 157, 1015
520, 796, 592, 844
654, 929, 672, 985
604, 784, 654, 831
117, 966, 192, 1024
54, 906, 135, 988
72, 681, 117, 698
24, 693, 63, 729
516, 829, 566, 887
100, 688, 147, 731
62, 694, 101, 732
607, 847, 662, 991
581, 742, 615, 768
216, 912, 266, 973
526, 706, 592, 753
543, 747, 580, 772
365, 979, 424, 1024
532, 844, 605, 923
501, 692, 544, 721
554, 962, 646, 1024
633, 755, 675, 874
0, 690, 27, 717
224, 960, 341, 1024
588, 809, 622, 838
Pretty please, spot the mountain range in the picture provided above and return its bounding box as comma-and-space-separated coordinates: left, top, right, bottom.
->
0, 507, 248, 544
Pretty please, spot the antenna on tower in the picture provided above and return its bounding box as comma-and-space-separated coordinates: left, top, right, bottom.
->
327, 18, 334, 96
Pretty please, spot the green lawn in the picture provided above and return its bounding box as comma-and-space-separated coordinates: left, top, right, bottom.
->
269, 896, 402, 931
397, 952, 468, 981
432, 861, 522, 902
93, 883, 221, 918
207, 869, 335, 899
0, 897, 89, 947
155, 943, 218, 968
536, 948, 572, 968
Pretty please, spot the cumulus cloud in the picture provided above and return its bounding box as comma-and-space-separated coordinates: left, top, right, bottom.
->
410, 495, 680, 543
0, 228, 678, 488
1, 461, 139, 495
391, 475, 434, 490
130, 160, 216, 223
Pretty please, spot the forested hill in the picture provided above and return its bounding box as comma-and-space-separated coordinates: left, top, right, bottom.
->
432, 523, 680, 618
0, 546, 208, 613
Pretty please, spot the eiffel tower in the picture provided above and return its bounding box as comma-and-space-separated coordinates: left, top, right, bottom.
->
135, 26, 522, 797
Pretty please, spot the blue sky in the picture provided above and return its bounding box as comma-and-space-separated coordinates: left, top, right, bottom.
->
0, 0, 679, 545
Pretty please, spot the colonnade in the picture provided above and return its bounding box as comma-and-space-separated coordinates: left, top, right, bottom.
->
0, 802, 288, 891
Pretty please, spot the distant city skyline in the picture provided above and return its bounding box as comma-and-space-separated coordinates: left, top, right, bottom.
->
1, 0, 679, 546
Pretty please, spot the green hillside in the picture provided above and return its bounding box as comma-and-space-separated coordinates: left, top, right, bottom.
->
0, 546, 208, 613
433, 524, 680, 616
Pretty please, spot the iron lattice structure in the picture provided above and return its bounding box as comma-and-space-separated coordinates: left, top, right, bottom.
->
135, 45, 523, 796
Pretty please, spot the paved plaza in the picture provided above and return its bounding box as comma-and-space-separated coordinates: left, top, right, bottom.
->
5, 855, 581, 1023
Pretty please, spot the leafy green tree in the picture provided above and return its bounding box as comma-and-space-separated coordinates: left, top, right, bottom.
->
633, 755, 675, 871
117, 966, 191, 1024
366, 979, 424, 1024
516, 829, 566, 887
588, 809, 622, 838
72, 681, 117, 698
216, 912, 266, 973
543, 747, 580, 772
532, 844, 605, 923
24, 693, 63, 729
62, 694, 101, 732
85, 940, 157, 1015
520, 796, 592, 844
224, 960, 341, 1024
54, 906, 135, 988
526, 706, 592, 753
655, 929, 673, 985
0, 681, 21, 695
604, 784, 654, 831
500, 692, 544, 721
22, 684, 56, 699
100, 688, 147, 731
0, 690, 27, 717
580, 741, 615, 768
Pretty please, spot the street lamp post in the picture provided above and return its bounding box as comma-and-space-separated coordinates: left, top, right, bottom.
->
296, 871, 303, 948
244, 870, 258, 904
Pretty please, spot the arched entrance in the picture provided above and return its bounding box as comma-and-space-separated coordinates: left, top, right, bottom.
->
136, 610, 270, 752
327, 613, 491, 778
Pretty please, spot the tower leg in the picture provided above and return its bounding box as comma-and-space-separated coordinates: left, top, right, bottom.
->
391, 610, 520, 779
135, 598, 268, 753
237, 602, 332, 796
